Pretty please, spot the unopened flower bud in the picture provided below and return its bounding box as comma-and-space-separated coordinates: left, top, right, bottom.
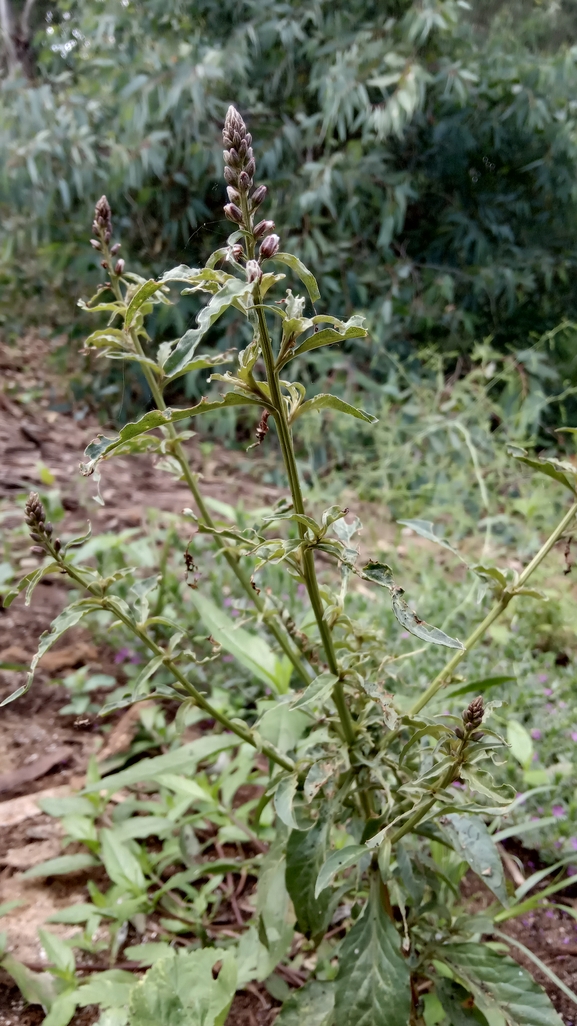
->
224, 166, 238, 185
246, 259, 262, 283
31, 546, 45, 556
93, 195, 112, 238
245, 158, 256, 178
259, 234, 280, 259
251, 185, 267, 208
454, 726, 464, 739
227, 186, 241, 204
238, 170, 251, 191
471, 731, 484, 742
114, 259, 125, 275
54, 538, 62, 553
100, 260, 108, 269
90, 239, 101, 250
229, 244, 244, 260
110, 242, 121, 255
254, 219, 275, 239
463, 695, 484, 730
224, 203, 243, 224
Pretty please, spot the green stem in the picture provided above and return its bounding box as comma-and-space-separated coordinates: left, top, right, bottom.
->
409, 499, 577, 717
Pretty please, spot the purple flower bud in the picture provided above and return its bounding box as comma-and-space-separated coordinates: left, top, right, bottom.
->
114, 259, 125, 275
100, 259, 109, 269
254, 219, 275, 239
259, 234, 280, 259
251, 184, 268, 208
246, 259, 262, 283
227, 186, 241, 204
228, 244, 244, 260
110, 242, 121, 255
245, 158, 256, 178
223, 203, 243, 224
90, 239, 101, 250
238, 170, 251, 191
224, 166, 238, 185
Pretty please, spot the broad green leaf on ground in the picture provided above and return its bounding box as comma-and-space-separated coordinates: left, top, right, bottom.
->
335, 880, 410, 1026
270, 253, 321, 302
254, 833, 295, 977
38, 929, 75, 976
76, 971, 136, 1009
189, 591, 292, 692
23, 854, 99, 879
294, 394, 377, 425
0, 953, 57, 1011
100, 829, 147, 894
128, 948, 236, 1026
163, 277, 253, 377
81, 393, 264, 473
84, 734, 237, 793
43, 992, 78, 1026
315, 845, 367, 898
440, 814, 508, 905
257, 700, 310, 753
286, 815, 332, 938
275, 980, 335, 1026
442, 944, 564, 1026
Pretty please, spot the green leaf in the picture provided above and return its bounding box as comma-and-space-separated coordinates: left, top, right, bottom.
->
507, 446, 577, 495
83, 327, 128, 351
290, 671, 338, 710
254, 834, 295, 976
257, 701, 310, 753
23, 853, 98, 879
2, 561, 61, 609
276, 980, 335, 1026
274, 774, 299, 830
163, 277, 253, 377
84, 734, 237, 793
315, 845, 367, 898
125, 279, 167, 327
128, 948, 237, 1026
434, 978, 489, 1026
270, 253, 321, 302
445, 676, 516, 700
295, 393, 377, 424
360, 561, 395, 588
397, 519, 462, 557
189, 591, 292, 693
81, 393, 264, 472
391, 590, 464, 650
42, 991, 78, 1026
124, 944, 176, 966
442, 943, 564, 1026
100, 829, 147, 893
507, 720, 533, 769
77, 970, 136, 1008
38, 929, 75, 975
1, 600, 96, 706
335, 878, 411, 1026
47, 904, 100, 925
440, 814, 508, 905
290, 324, 367, 361
286, 815, 332, 939
460, 767, 515, 805
0, 953, 57, 1010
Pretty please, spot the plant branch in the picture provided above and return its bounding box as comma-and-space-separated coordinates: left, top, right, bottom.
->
409, 499, 577, 716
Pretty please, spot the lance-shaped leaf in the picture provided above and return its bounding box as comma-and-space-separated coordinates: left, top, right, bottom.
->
270, 252, 321, 302
391, 589, 465, 650
163, 277, 253, 377
1, 600, 98, 706
3, 561, 61, 608
81, 393, 264, 473
294, 393, 377, 424
83, 327, 128, 351
189, 591, 292, 693
286, 815, 332, 939
125, 279, 169, 327
397, 518, 463, 559
440, 813, 508, 905
281, 324, 367, 368
359, 561, 464, 649
335, 880, 411, 1026
291, 671, 338, 710
507, 445, 577, 495
276, 981, 335, 1026
274, 774, 299, 830
442, 943, 564, 1026
315, 845, 367, 898
446, 675, 516, 700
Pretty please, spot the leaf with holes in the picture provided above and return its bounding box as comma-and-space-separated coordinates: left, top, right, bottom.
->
440, 814, 508, 904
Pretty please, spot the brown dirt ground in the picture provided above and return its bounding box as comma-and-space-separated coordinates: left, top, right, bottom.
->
1, 338, 577, 1024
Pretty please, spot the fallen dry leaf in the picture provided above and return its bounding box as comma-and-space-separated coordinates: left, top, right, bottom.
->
0, 746, 74, 793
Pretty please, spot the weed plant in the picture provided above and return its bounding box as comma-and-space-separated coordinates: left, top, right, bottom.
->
2, 107, 577, 1026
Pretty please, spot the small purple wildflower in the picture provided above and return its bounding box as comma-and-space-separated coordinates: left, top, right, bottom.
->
552, 804, 566, 818
560, 701, 567, 709
401, 631, 410, 639
570, 838, 577, 852
452, 781, 464, 789
531, 729, 542, 740
543, 687, 553, 696
223, 596, 233, 607
222, 655, 234, 663
297, 584, 306, 598
571, 732, 577, 742
546, 910, 555, 918
568, 866, 577, 877
114, 647, 141, 665
538, 674, 549, 684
